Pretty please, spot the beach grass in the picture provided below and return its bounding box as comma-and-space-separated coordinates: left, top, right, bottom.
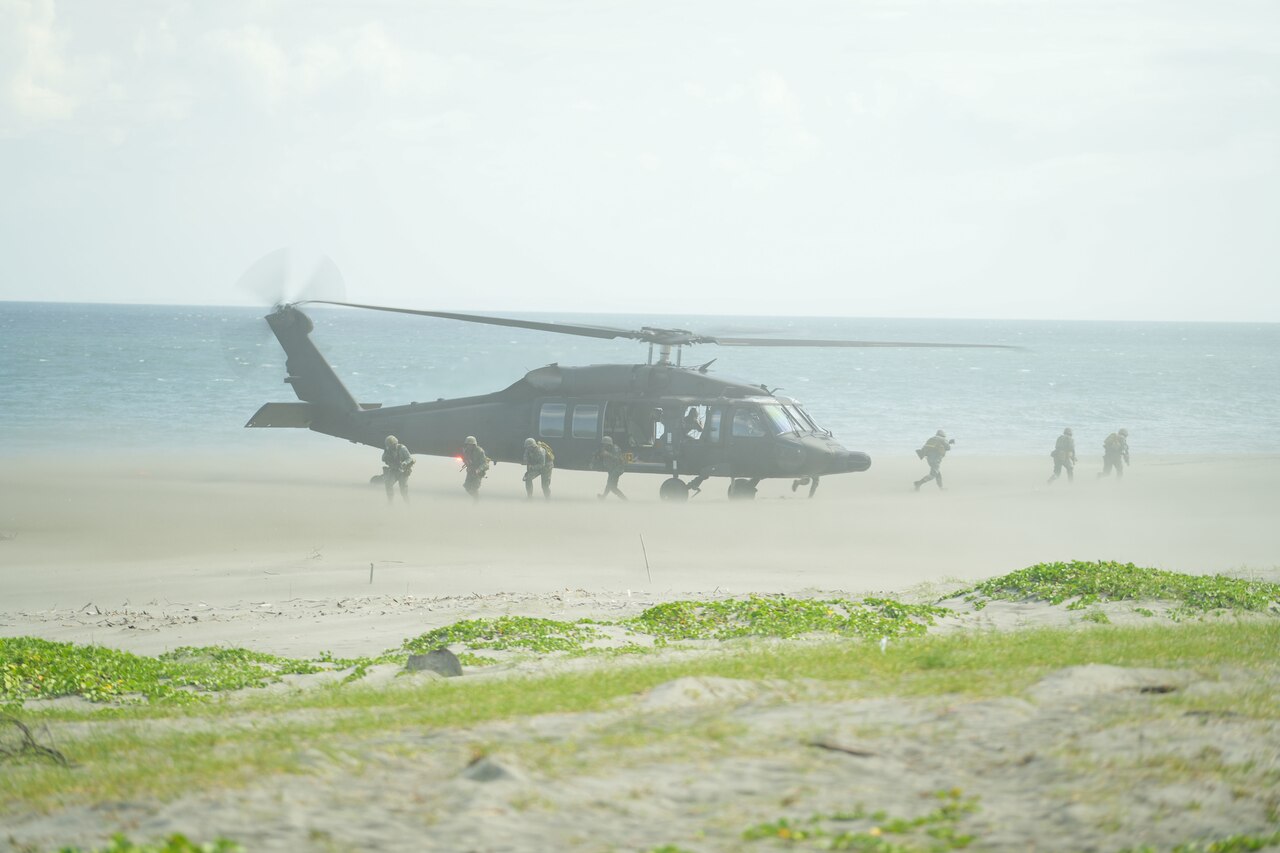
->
3, 618, 1278, 815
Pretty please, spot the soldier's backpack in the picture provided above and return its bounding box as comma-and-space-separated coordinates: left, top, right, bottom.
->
536, 440, 555, 466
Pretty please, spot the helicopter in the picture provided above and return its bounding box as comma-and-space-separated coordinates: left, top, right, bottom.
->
245, 295, 1015, 501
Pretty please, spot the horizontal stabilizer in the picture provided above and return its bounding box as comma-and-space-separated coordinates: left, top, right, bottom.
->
245, 402, 313, 428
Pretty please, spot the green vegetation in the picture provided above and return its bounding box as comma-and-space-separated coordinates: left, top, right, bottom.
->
4, 619, 1277, 815
3, 563, 1278, 851
4, 563, 1280, 711
0, 638, 319, 706
741, 788, 978, 851
961, 560, 1280, 617
0, 594, 950, 709
625, 596, 948, 643
401, 615, 606, 655
1118, 831, 1280, 852
56, 836, 240, 853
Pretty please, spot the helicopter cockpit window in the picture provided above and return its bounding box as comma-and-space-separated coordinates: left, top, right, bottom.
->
539, 403, 566, 438
791, 405, 823, 433
779, 406, 806, 433
731, 407, 770, 438
571, 404, 600, 438
761, 404, 796, 435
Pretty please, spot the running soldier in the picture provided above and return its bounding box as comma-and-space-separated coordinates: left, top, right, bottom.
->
522, 437, 553, 500
791, 475, 821, 498
381, 435, 413, 503
913, 429, 955, 491
1098, 428, 1130, 479
591, 436, 628, 500
1048, 427, 1077, 484
461, 435, 490, 499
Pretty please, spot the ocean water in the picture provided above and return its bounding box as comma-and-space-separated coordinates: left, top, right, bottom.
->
1, 301, 1277, 457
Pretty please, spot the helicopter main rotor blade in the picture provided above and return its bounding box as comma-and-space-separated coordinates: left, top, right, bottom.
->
301, 300, 1020, 350
709, 335, 1020, 350
302, 300, 646, 342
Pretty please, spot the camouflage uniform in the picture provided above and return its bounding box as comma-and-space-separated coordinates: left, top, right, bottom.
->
461, 436, 489, 498
682, 408, 703, 437
791, 476, 820, 498
381, 436, 413, 503
522, 438, 553, 500
591, 437, 628, 500
913, 430, 953, 491
1048, 428, 1077, 484
1099, 429, 1130, 479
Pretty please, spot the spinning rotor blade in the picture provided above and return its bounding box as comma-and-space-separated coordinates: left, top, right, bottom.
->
235, 247, 292, 306
301, 300, 1018, 351
235, 248, 347, 307
708, 335, 1017, 350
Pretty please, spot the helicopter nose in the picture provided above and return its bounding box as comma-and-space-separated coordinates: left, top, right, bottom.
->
829, 449, 871, 474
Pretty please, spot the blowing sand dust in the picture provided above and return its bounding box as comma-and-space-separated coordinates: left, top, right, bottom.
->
1, 449, 1278, 852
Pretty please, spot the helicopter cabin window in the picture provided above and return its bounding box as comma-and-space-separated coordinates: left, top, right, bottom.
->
705, 408, 722, 442
602, 402, 659, 450
571, 404, 600, 438
539, 402, 567, 438
731, 407, 770, 438
681, 405, 706, 438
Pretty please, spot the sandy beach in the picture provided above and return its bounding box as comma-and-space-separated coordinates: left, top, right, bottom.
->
2, 449, 1278, 656
2, 449, 1279, 852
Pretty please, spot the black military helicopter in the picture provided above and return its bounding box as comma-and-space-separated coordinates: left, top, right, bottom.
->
245, 286, 1013, 500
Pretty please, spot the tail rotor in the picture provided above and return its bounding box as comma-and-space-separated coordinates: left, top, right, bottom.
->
234, 247, 347, 308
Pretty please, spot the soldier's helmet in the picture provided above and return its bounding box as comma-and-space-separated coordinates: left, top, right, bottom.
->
602, 436, 614, 446
465, 435, 477, 446
936, 429, 946, 438
524, 437, 536, 447
1064, 428, 1072, 436
385, 436, 398, 448
1119, 428, 1128, 437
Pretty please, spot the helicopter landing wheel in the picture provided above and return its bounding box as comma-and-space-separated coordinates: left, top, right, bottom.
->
659, 477, 690, 502
727, 478, 758, 501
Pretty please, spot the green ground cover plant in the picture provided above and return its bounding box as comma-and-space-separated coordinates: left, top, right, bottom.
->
55, 835, 240, 852
960, 561, 1280, 616
625, 596, 949, 643
5, 563, 1280, 711
0, 639, 320, 706
740, 788, 979, 851
4, 619, 1277, 814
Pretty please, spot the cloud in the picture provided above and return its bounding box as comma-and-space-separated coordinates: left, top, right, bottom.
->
208, 21, 417, 113
1, 0, 80, 129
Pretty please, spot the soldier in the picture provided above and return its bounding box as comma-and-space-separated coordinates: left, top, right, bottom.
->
791, 475, 820, 498
381, 435, 413, 503
913, 429, 955, 491
522, 437, 553, 500
1098, 428, 1130, 479
682, 406, 703, 437
460, 435, 490, 499
590, 435, 628, 500
1048, 427, 1077, 484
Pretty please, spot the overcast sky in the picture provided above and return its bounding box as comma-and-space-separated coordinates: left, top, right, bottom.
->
1, 0, 1277, 321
